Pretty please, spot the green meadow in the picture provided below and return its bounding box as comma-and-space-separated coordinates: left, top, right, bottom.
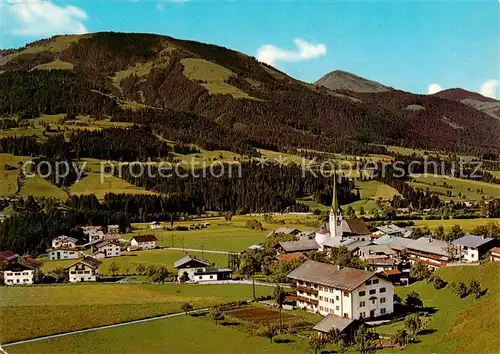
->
0, 283, 274, 344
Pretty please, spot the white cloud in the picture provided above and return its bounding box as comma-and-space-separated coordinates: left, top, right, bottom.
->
427, 83, 443, 94
257, 39, 327, 66
480, 79, 500, 99
4, 0, 88, 37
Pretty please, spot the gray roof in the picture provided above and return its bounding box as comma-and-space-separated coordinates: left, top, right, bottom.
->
313, 315, 356, 333
322, 237, 357, 248
358, 244, 396, 258
408, 237, 450, 257
173, 255, 211, 268
375, 225, 406, 234
297, 230, 316, 240
287, 260, 377, 291
452, 235, 495, 249
279, 239, 319, 253
95, 240, 120, 249
66, 256, 102, 269
275, 227, 301, 235
383, 236, 415, 251
316, 219, 370, 236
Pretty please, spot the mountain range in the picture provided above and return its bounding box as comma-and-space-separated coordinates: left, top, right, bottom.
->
1, 32, 499, 156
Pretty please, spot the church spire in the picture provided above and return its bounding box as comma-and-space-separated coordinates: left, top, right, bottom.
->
331, 171, 340, 212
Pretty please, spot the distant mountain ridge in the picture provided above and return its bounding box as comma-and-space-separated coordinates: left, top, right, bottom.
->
315, 70, 392, 93
433, 88, 500, 121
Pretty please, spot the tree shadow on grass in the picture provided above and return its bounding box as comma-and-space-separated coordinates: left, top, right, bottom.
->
273, 338, 295, 344
221, 321, 240, 327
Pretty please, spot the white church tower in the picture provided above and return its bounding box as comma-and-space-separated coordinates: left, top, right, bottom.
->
329, 173, 343, 239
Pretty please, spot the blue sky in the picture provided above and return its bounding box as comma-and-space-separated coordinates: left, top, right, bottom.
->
1, 0, 499, 97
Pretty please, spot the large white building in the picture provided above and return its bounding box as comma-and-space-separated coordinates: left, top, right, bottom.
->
130, 235, 158, 250
452, 235, 496, 263
94, 240, 121, 258
288, 260, 394, 319
51, 235, 78, 249
47, 235, 80, 260
173, 255, 232, 282
66, 256, 102, 282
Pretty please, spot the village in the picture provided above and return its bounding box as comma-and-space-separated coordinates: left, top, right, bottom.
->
1, 181, 499, 353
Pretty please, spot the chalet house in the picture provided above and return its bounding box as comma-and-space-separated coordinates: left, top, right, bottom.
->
130, 235, 157, 250
274, 227, 302, 236
108, 225, 120, 234
452, 235, 496, 263
288, 260, 394, 319
66, 256, 102, 282
173, 255, 232, 282
94, 240, 121, 258
82, 226, 105, 242
405, 237, 454, 270
3, 257, 41, 285
51, 235, 77, 249
47, 247, 80, 260
490, 247, 500, 262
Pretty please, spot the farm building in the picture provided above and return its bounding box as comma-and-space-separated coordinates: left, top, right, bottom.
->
277, 239, 319, 254
173, 255, 232, 282
150, 221, 162, 230
452, 235, 496, 263
130, 235, 158, 250
288, 260, 394, 319
0, 251, 20, 264
66, 256, 102, 282
3, 257, 41, 286
490, 247, 500, 262
313, 315, 361, 342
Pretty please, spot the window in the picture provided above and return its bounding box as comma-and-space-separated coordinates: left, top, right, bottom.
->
199, 276, 202, 279
365, 280, 372, 285
369, 289, 376, 295
360, 301, 366, 307
359, 291, 366, 297
336, 296, 339, 300
381, 297, 386, 303
210, 275, 213, 279
343, 291, 349, 297
319, 296, 323, 301
336, 306, 340, 310
380, 287, 386, 293
361, 312, 366, 318
330, 298, 334, 304
381, 308, 386, 314
372, 279, 379, 284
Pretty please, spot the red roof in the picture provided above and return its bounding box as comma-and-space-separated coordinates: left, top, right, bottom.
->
278, 252, 307, 262
383, 269, 401, 276
490, 247, 500, 254
0, 251, 19, 262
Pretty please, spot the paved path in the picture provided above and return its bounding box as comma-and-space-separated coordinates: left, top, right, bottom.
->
165, 247, 231, 254
2, 308, 208, 349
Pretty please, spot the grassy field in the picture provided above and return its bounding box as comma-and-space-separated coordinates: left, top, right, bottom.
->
69, 172, 156, 199
19, 176, 68, 200
6, 312, 308, 354
0, 283, 274, 344
0, 169, 18, 197
408, 218, 500, 233
343, 180, 400, 215
41, 249, 231, 275
129, 214, 318, 252
181, 58, 253, 99
32, 59, 74, 70
409, 174, 500, 201
376, 262, 500, 353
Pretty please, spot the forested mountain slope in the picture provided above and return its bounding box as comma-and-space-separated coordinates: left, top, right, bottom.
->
1, 32, 499, 155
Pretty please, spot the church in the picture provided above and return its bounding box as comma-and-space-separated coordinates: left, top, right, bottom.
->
315, 175, 370, 250
277, 176, 370, 254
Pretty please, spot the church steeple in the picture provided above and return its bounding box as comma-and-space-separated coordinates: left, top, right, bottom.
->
329, 172, 343, 238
